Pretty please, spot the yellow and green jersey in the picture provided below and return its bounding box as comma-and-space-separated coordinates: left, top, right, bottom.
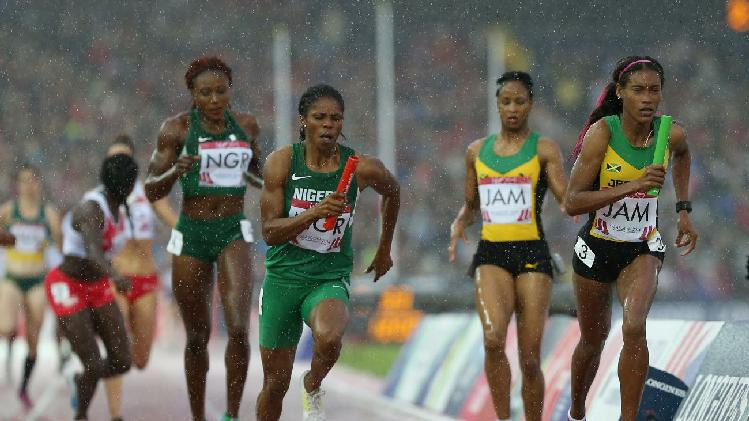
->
4, 201, 51, 278
588, 115, 670, 243
475, 132, 547, 242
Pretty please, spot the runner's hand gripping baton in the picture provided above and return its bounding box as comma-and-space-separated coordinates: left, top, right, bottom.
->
323, 156, 360, 231
647, 115, 672, 197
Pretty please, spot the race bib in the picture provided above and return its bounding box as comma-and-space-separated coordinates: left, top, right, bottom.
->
574, 237, 595, 268
166, 229, 184, 255
478, 176, 532, 224
647, 230, 667, 253
49, 282, 79, 307
592, 194, 658, 242
10, 223, 47, 253
240, 220, 254, 243
197, 140, 252, 187
289, 198, 353, 253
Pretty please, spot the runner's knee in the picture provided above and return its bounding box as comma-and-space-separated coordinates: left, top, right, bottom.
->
579, 331, 607, 354
482, 328, 508, 352
621, 318, 646, 343
263, 372, 292, 398
226, 325, 249, 347
519, 354, 542, 378
109, 348, 131, 376
185, 327, 210, 353
313, 328, 343, 356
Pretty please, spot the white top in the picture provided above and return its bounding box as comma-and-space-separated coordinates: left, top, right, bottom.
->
119, 181, 155, 240
62, 187, 125, 259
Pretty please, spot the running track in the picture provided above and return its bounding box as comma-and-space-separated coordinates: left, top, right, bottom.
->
0, 332, 451, 420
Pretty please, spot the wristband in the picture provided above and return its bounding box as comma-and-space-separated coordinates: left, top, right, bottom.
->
675, 201, 692, 213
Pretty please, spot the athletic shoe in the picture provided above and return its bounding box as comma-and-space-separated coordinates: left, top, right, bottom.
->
300, 370, 326, 421
219, 413, 238, 421
19, 390, 33, 409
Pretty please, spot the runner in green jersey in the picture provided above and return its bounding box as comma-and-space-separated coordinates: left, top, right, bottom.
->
256, 84, 400, 421
145, 56, 261, 421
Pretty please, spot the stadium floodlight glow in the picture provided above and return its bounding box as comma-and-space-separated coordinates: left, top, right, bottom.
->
727, 0, 749, 32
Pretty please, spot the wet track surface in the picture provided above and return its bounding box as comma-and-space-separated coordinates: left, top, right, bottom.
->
0, 338, 451, 421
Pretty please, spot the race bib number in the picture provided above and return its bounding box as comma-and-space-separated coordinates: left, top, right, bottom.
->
258, 287, 263, 316
49, 282, 79, 307
289, 198, 353, 253
574, 237, 595, 268
9, 223, 47, 253
197, 140, 252, 187
240, 220, 254, 243
478, 177, 532, 224
592, 194, 658, 242
166, 229, 184, 255
647, 231, 666, 252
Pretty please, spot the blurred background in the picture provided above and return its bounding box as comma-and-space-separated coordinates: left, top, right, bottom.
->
1, 0, 748, 369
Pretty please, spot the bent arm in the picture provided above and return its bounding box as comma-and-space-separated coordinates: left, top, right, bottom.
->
455, 142, 481, 228
357, 155, 401, 253
669, 124, 690, 206
260, 148, 327, 246
237, 112, 263, 188
145, 117, 186, 202
0, 203, 14, 246
538, 137, 569, 206
151, 198, 178, 229
563, 121, 640, 216
74, 202, 118, 278
46, 204, 64, 252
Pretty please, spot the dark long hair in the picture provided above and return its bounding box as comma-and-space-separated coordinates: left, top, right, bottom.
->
570, 56, 664, 160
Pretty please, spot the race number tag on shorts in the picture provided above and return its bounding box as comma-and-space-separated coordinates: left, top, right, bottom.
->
289, 199, 353, 253
647, 230, 667, 252
574, 237, 595, 268
240, 220, 254, 243
478, 176, 532, 224
593, 195, 658, 242
197, 140, 252, 187
166, 229, 184, 255
49, 282, 79, 308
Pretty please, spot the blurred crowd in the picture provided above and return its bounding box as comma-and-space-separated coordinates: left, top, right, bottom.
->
1, 0, 747, 301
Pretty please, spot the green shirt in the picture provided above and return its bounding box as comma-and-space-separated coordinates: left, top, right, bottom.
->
179, 108, 252, 197
265, 142, 358, 281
